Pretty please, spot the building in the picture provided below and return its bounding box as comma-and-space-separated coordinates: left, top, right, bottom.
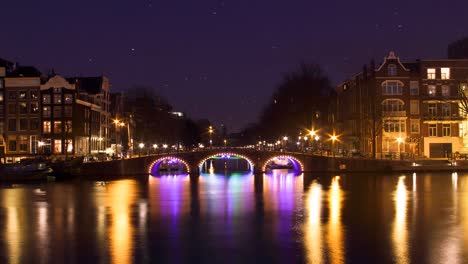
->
448, 37, 468, 59
0, 58, 15, 158
337, 51, 468, 158
3, 66, 42, 162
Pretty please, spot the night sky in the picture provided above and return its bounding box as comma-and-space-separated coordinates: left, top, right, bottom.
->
2, 0, 468, 131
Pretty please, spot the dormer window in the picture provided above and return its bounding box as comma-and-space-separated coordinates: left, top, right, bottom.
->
387, 64, 397, 76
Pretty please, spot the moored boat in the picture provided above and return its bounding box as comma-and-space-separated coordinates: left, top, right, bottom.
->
0, 159, 53, 182
48, 156, 84, 179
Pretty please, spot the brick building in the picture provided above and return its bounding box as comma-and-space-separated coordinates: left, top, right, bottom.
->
337, 51, 468, 158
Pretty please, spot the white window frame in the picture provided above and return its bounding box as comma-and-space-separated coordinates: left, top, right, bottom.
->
441, 68, 450, 80
442, 124, 451, 137
429, 124, 437, 136
427, 68, 436, 79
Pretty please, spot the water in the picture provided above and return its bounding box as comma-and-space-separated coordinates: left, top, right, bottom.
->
0, 171, 467, 263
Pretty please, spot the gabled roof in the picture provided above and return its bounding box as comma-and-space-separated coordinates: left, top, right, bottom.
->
67, 76, 103, 94
7, 66, 41, 77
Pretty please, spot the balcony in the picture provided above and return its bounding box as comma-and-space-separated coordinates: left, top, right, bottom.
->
382, 111, 406, 117
423, 115, 465, 121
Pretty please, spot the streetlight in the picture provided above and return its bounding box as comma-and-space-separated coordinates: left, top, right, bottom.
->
153, 144, 158, 154
98, 137, 103, 152
224, 139, 227, 148
330, 134, 338, 157
397, 137, 404, 159
208, 126, 214, 148
139, 143, 144, 157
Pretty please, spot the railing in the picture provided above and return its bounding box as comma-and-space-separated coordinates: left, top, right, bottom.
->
423, 115, 464, 121
382, 111, 406, 117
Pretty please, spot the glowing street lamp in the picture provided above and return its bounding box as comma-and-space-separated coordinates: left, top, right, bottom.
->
224, 139, 227, 148
397, 137, 404, 159
330, 134, 338, 157
208, 125, 214, 148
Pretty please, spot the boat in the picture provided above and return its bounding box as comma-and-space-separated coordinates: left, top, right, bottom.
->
0, 159, 53, 182
48, 156, 84, 180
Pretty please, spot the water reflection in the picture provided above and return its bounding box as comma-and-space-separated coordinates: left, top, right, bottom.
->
304, 180, 323, 263
327, 176, 344, 264
392, 176, 409, 264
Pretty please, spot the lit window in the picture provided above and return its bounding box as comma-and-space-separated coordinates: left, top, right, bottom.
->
387, 64, 397, 76
30, 91, 38, 99
410, 119, 420, 133
443, 124, 451, 136
53, 94, 62, 104
428, 85, 436, 96
64, 121, 72, 133
43, 121, 51, 133
442, 85, 450, 97
53, 121, 62, 133
42, 94, 51, 104
64, 94, 73, 104
410, 81, 419, 95
66, 139, 73, 153
19, 91, 27, 99
30, 103, 39, 114
19, 102, 27, 114
441, 68, 450, 80
382, 81, 403, 95
427, 68, 436, 79
429, 124, 437, 136
43, 106, 51, 117
54, 139, 62, 154
410, 100, 419, 114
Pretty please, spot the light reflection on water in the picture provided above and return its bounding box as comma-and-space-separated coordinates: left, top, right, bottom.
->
0, 172, 467, 263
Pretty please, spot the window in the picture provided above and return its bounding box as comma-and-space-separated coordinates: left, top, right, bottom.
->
64, 121, 72, 133
410, 81, 419, 95
64, 106, 73, 117
19, 136, 28, 152
30, 119, 39, 130
382, 99, 405, 112
54, 139, 62, 154
30, 102, 39, 114
65, 139, 73, 153
30, 91, 38, 99
64, 94, 73, 104
19, 91, 27, 99
442, 85, 450, 97
428, 103, 437, 116
383, 119, 406, 133
0, 93, 3, 102
8, 119, 16, 131
428, 85, 436, 96
410, 119, 420, 133
53, 88, 61, 93
42, 94, 51, 104
53, 94, 62, 104
382, 81, 403, 95
443, 124, 451, 136
8, 103, 16, 114
442, 103, 451, 116
0, 105, 3, 116
388, 64, 397, 76
427, 68, 436, 79
42, 106, 51, 117
54, 121, 62, 133
19, 119, 28, 131
441, 68, 450, 79
43, 121, 51, 133
19, 102, 27, 114
429, 124, 437, 136
53, 106, 61, 117
8, 139, 16, 152
8, 91, 16, 99
410, 100, 419, 114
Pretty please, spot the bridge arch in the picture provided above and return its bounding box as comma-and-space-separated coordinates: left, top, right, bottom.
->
262, 155, 304, 174
148, 156, 190, 176
197, 152, 255, 173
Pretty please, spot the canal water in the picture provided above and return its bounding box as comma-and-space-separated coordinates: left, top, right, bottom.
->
0, 170, 467, 263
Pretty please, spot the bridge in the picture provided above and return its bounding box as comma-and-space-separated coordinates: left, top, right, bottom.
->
80, 148, 410, 177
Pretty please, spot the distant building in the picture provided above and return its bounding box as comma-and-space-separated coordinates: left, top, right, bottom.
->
448, 37, 468, 59
337, 51, 468, 158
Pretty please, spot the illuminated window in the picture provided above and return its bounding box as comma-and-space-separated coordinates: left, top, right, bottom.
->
410, 81, 419, 95
428, 103, 437, 116
30, 102, 39, 114
64, 121, 72, 133
19, 102, 27, 114
441, 68, 450, 79
443, 124, 451, 136
19, 91, 27, 99
64, 94, 73, 104
53, 94, 62, 104
382, 81, 403, 95
441, 85, 450, 97
428, 85, 436, 96
43, 121, 51, 133
66, 139, 73, 153
30, 91, 38, 99
429, 124, 437, 136
42, 106, 51, 117
53, 121, 62, 133
410, 100, 419, 114
387, 64, 397, 76
383, 119, 406, 133
410, 119, 420, 133
42, 94, 51, 104
427, 68, 436, 79
0, 93, 3, 102
442, 103, 450, 116
54, 139, 62, 154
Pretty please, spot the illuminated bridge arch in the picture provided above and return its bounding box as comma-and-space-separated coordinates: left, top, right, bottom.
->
262, 155, 304, 174
148, 156, 190, 176
197, 152, 255, 172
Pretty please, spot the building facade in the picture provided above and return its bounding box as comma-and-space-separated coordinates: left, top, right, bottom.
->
337, 51, 468, 158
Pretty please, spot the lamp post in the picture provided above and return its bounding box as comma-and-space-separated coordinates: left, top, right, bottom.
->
38, 141, 44, 155
224, 139, 227, 149
139, 143, 144, 157
208, 126, 214, 149
397, 137, 404, 159
153, 144, 158, 154
331, 134, 338, 157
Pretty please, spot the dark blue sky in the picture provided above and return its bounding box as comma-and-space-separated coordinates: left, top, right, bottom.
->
2, 0, 468, 131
